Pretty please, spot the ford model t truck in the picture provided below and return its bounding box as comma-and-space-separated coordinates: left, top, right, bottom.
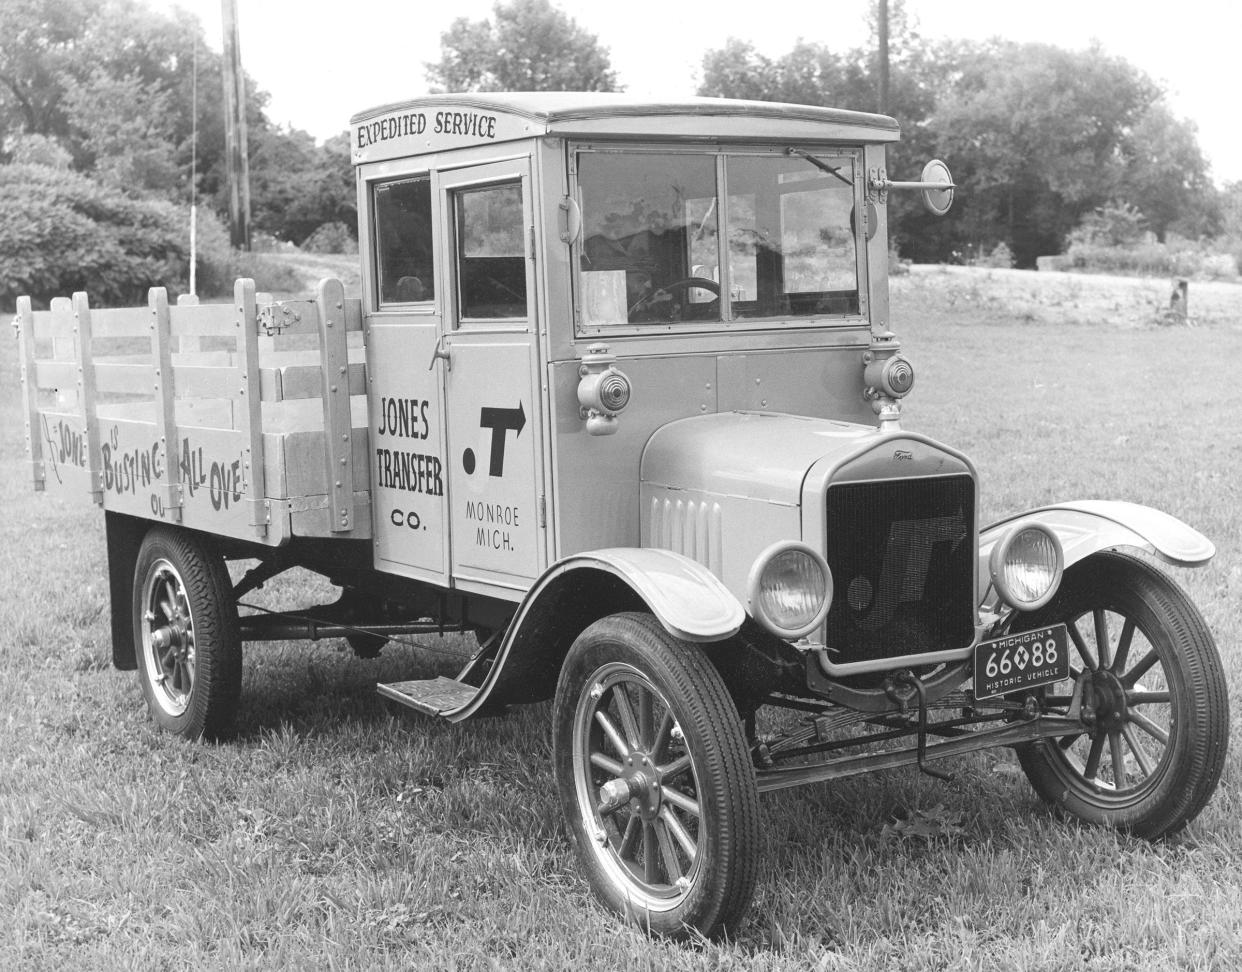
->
16, 94, 1228, 937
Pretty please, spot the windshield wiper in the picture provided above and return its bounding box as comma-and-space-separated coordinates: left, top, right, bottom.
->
785, 147, 853, 187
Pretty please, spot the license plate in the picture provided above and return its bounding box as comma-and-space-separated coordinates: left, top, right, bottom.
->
973, 624, 1070, 700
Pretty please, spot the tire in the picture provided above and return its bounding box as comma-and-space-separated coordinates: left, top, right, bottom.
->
132, 527, 242, 740
1013, 551, 1228, 838
552, 613, 761, 939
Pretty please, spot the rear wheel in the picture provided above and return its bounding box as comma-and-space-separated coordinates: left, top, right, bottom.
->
1014, 552, 1227, 838
552, 613, 760, 939
132, 527, 242, 740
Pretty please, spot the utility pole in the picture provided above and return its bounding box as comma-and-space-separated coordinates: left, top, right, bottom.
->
878, 0, 890, 115
221, 0, 251, 250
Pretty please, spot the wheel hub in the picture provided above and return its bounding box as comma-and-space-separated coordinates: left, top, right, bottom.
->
1084, 669, 1128, 733
150, 623, 190, 655
625, 752, 663, 820
596, 751, 664, 821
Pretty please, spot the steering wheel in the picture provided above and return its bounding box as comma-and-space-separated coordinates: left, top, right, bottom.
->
628, 277, 721, 317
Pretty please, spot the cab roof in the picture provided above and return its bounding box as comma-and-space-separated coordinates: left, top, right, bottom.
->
349, 92, 900, 165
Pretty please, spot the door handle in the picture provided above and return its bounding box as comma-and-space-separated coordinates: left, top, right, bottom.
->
428, 334, 452, 371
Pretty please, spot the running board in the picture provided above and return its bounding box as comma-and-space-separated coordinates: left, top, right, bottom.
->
378, 677, 480, 717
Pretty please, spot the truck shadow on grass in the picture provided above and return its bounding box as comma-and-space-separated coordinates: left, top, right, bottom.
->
231, 637, 471, 739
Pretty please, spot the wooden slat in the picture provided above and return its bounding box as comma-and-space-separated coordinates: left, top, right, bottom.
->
84, 306, 155, 338
32, 308, 75, 339
234, 278, 269, 536
16, 297, 44, 490
175, 398, 235, 429
94, 361, 156, 394
172, 350, 234, 367
149, 287, 183, 521
261, 361, 367, 401
34, 359, 77, 389
176, 293, 203, 352
50, 296, 75, 360
342, 297, 362, 332
316, 277, 354, 532
169, 301, 239, 336
171, 365, 240, 399
71, 292, 104, 504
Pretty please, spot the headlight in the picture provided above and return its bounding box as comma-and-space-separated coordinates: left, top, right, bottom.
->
989, 525, 1064, 611
747, 542, 833, 639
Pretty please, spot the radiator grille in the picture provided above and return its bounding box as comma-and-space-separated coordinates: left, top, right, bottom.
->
825, 475, 975, 662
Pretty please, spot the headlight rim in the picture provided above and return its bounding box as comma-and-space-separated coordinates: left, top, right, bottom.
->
989, 523, 1064, 612
746, 541, 833, 640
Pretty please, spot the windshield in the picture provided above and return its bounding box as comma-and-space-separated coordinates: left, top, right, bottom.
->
576, 147, 860, 329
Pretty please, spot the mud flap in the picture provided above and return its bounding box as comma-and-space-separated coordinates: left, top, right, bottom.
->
105, 512, 148, 670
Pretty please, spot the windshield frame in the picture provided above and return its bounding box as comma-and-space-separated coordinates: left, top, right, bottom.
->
569, 141, 869, 338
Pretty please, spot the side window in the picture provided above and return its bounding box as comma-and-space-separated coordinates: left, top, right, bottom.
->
374, 177, 435, 305
453, 182, 527, 320
577, 152, 720, 326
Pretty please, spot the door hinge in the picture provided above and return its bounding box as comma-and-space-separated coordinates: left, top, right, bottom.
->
538, 493, 547, 528
529, 225, 536, 260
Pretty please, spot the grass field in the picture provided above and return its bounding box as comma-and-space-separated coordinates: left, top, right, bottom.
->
2, 267, 1241, 970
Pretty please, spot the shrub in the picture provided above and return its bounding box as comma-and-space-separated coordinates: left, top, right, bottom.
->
0, 163, 189, 309
302, 221, 358, 254
973, 242, 1014, 269
1065, 237, 1239, 281
1068, 201, 1148, 247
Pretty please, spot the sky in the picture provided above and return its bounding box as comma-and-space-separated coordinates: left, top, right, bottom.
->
162, 0, 1241, 184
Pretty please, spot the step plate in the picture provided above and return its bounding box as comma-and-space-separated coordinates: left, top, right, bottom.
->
378, 676, 479, 716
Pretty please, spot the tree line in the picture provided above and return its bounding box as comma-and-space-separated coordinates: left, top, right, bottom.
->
2, 0, 1238, 307
427, 0, 1238, 269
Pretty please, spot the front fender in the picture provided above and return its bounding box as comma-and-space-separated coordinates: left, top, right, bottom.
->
556, 548, 746, 642
445, 548, 745, 722
979, 500, 1215, 604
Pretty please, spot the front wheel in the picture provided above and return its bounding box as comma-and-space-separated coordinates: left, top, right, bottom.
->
132, 527, 242, 740
1014, 551, 1228, 838
552, 613, 760, 939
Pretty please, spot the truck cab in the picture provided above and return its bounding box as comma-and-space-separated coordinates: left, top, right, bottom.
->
356, 93, 901, 611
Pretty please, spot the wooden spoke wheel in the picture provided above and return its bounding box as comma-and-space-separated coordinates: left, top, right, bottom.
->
553, 613, 759, 939
1014, 552, 1227, 838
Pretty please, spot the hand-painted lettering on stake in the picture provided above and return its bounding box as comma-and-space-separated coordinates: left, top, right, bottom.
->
49, 418, 88, 469
41, 421, 245, 512
176, 437, 243, 510
101, 441, 165, 496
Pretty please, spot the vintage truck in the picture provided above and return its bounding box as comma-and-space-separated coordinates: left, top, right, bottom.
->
16, 93, 1228, 938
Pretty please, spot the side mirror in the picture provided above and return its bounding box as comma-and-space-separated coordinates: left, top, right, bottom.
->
918, 160, 954, 216
870, 160, 956, 216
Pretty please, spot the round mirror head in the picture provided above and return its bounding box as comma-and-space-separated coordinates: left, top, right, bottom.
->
920, 159, 954, 216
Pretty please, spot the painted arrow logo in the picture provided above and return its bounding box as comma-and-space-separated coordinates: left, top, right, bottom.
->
479, 401, 525, 477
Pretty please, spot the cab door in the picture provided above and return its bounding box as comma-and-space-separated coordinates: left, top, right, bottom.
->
435, 160, 546, 592
365, 170, 450, 582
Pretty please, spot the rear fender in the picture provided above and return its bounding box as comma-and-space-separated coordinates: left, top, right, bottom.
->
978, 500, 1214, 608
446, 548, 745, 721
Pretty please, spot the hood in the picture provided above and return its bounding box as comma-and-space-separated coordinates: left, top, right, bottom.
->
641, 412, 879, 506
